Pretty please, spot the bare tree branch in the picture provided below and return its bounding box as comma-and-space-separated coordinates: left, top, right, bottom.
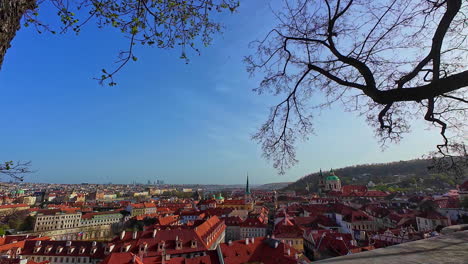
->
248, 0, 468, 174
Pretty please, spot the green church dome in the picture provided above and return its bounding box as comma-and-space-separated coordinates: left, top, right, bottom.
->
326, 175, 340, 181
326, 169, 340, 181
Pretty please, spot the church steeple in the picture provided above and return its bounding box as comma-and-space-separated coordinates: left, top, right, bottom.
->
245, 173, 251, 195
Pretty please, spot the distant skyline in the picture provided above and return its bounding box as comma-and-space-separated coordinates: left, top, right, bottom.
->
0, 1, 442, 185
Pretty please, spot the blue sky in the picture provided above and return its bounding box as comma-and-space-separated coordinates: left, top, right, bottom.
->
0, 1, 440, 184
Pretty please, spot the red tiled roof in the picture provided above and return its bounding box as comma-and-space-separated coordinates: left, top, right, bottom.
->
459, 180, 468, 191
220, 237, 308, 264
130, 203, 145, 209
315, 215, 339, 227
274, 223, 303, 239
434, 197, 461, 209
22, 240, 106, 258
155, 207, 173, 213
202, 208, 234, 217
158, 215, 179, 226
317, 233, 360, 256
223, 216, 243, 226
100, 252, 145, 264
291, 217, 317, 228
341, 185, 368, 195
27, 261, 50, 264
112, 217, 225, 254
365, 205, 391, 218
418, 211, 449, 220
240, 217, 267, 228
222, 199, 247, 205
343, 210, 372, 223
143, 202, 156, 208
0, 204, 29, 209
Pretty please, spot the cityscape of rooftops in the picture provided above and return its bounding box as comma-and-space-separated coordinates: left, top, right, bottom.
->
0, 0, 467, 263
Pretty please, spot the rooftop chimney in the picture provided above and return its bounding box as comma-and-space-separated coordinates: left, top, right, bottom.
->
274, 241, 279, 248
120, 231, 126, 240
132, 231, 138, 240
287, 248, 291, 256
245, 238, 249, 245
152, 229, 157, 238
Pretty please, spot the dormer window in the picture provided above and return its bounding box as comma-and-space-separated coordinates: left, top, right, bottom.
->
45, 246, 52, 254
105, 244, 115, 254
122, 244, 131, 252
33, 246, 41, 253
175, 240, 183, 250
68, 247, 75, 254
91, 247, 97, 254
56, 247, 63, 254
79, 247, 86, 254
158, 241, 165, 251
139, 243, 147, 252
190, 240, 197, 248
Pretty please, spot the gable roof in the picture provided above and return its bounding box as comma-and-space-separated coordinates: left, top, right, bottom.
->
220, 237, 308, 264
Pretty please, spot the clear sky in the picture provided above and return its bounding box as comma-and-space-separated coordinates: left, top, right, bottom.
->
0, 1, 441, 185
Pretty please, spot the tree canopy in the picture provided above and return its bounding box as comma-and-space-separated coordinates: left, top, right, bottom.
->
247, 0, 467, 175
0, 161, 31, 181
1, 0, 239, 85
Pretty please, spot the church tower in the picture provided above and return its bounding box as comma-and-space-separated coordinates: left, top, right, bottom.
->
245, 174, 252, 202
325, 169, 341, 192
318, 169, 325, 193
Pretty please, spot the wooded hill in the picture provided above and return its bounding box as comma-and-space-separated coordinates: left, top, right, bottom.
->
283, 159, 465, 193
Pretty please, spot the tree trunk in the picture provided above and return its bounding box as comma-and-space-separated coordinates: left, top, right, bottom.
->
0, 0, 36, 70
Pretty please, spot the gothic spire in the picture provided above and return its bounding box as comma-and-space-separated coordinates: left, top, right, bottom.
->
246, 173, 251, 195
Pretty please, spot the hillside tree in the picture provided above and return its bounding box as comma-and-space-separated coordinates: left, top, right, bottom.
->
246, 0, 467, 175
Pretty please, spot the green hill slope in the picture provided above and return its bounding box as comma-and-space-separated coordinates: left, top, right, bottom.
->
284, 159, 465, 193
